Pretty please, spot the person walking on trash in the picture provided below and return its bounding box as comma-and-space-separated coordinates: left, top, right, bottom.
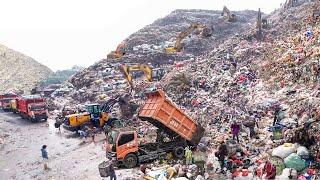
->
41, 145, 49, 170
231, 121, 240, 143
185, 146, 193, 165
216, 141, 228, 173
109, 157, 117, 180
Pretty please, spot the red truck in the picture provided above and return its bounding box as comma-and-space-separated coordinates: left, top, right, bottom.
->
0, 93, 17, 111
17, 95, 48, 122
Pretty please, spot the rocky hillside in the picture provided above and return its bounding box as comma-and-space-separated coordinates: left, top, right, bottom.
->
0, 44, 52, 94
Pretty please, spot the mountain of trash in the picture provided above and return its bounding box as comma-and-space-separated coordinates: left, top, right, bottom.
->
122, 9, 258, 65
52, 1, 320, 179
161, 1, 320, 177
62, 9, 259, 104
0, 44, 52, 94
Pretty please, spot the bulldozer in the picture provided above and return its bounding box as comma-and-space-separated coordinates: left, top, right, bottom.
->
55, 96, 135, 132
221, 6, 237, 22
120, 64, 165, 88
107, 42, 126, 59
165, 23, 212, 54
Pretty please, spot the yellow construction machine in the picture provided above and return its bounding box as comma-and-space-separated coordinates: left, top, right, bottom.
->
165, 23, 211, 54
221, 6, 237, 22
107, 42, 126, 59
55, 98, 123, 131
120, 64, 165, 88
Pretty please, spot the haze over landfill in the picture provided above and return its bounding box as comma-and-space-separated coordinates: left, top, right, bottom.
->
1, 0, 320, 180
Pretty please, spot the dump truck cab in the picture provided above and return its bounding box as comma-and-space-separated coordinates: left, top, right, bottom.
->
17, 95, 48, 121
0, 93, 18, 111
27, 102, 48, 120
106, 128, 139, 167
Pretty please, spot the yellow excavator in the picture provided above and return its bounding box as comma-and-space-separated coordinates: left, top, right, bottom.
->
107, 42, 126, 59
165, 23, 211, 54
221, 6, 237, 22
120, 64, 165, 88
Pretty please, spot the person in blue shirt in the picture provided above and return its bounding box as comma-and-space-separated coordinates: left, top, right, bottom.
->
41, 145, 49, 170
109, 157, 117, 180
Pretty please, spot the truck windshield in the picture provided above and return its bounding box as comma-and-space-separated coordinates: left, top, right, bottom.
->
30, 105, 46, 111
108, 130, 119, 144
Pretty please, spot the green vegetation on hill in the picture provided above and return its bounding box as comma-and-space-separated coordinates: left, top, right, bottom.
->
40, 66, 84, 86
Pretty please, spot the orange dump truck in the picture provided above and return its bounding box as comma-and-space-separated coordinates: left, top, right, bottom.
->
105, 90, 204, 168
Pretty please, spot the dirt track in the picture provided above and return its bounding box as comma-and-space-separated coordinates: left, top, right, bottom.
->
0, 111, 141, 180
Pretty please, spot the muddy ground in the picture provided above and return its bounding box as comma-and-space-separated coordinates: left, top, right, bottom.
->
0, 111, 142, 180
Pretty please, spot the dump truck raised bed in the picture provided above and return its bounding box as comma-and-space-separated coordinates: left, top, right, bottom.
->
17, 95, 48, 122
105, 90, 204, 168
0, 93, 17, 111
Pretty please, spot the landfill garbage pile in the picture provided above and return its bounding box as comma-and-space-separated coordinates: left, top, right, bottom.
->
49, 1, 320, 179
52, 9, 259, 113
0, 44, 52, 94
158, 1, 320, 179
115, 9, 258, 65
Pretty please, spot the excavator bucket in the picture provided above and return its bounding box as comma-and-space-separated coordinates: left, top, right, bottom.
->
165, 47, 176, 54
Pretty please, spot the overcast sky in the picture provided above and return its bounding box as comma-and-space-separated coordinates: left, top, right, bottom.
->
0, 0, 286, 71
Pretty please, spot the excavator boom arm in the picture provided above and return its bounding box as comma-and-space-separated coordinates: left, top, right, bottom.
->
222, 6, 236, 22
174, 23, 202, 51
120, 64, 155, 88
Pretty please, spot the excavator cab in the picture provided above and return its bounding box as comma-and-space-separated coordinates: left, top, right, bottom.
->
106, 128, 139, 168
107, 42, 126, 59
152, 68, 165, 81
262, 19, 268, 29
85, 104, 100, 116
222, 6, 236, 22
85, 104, 102, 127
313, 8, 320, 22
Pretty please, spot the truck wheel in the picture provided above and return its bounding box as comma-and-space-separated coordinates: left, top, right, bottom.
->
30, 117, 36, 123
124, 153, 137, 168
173, 146, 184, 159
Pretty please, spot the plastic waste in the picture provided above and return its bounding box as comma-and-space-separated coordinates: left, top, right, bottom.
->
284, 153, 307, 172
